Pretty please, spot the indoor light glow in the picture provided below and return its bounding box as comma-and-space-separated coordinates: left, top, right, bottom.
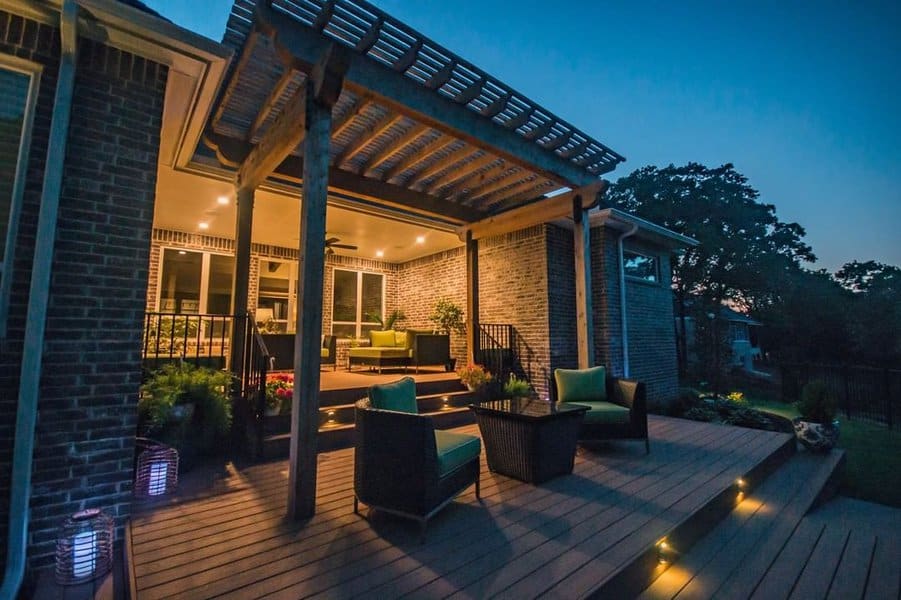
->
415, 235, 425, 244
198, 222, 209, 230
217, 195, 229, 205
375, 250, 384, 258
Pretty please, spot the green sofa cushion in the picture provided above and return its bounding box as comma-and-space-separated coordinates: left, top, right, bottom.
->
348, 348, 411, 359
369, 330, 396, 347
555, 366, 607, 403
434, 430, 481, 477
581, 401, 631, 425
368, 377, 418, 414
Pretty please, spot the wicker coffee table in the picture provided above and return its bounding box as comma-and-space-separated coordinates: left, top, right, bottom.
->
469, 399, 589, 484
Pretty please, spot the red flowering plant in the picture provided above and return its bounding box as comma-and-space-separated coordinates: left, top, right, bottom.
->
456, 363, 492, 390
265, 373, 294, 414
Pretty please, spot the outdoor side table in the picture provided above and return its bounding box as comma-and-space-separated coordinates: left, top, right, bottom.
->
469, 399, 589, 484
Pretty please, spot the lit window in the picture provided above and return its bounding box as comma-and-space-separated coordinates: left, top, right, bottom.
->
0, 57, 42, 336
158, 249, 234, 315
331, 269, 384, 338
623, 250, 659, 283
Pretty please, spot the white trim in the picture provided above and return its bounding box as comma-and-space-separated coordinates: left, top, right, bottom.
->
0, 55, 42, 337
622, 248, 661, 285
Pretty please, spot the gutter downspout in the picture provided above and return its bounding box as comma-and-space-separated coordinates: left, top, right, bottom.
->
1, 1, 77, 596
617, 223, 638, 378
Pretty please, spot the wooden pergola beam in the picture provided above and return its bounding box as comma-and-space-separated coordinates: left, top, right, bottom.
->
333, 112, 402, 167
380, 134, 456, 182
469, 177, 545, 210
211, 29, 260, 130
255, 2, 601, 187
247, 66, 297, 141
461, 169, 526, 205
406, 144, 473, 187
424, 151, 496, 193
459, 181, 605, 241
443, 159, 508, 197
359, 122, 429, 175
331, 96, 373, 141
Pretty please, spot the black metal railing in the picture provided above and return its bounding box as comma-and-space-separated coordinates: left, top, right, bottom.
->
142, 312, 234, 375
240, 316, 270, 458
477, 323, 516, 389
781, 363, 900, 429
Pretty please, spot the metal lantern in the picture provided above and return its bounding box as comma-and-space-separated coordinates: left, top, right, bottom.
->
134, 437, 178, 498
54, 508, 114, 584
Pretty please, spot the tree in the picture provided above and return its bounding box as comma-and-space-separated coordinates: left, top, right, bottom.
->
606, 163, 815, 377
834, 261, 901, 366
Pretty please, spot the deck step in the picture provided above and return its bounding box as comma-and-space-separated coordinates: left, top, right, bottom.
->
318, 376, 465, 407
638, 447, 846, 600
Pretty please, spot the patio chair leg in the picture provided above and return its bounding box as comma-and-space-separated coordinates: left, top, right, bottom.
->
475, 476, 481, 499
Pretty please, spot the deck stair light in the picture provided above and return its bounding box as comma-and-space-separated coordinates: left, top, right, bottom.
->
134, 437, 179, 498
55, 508, 114, 584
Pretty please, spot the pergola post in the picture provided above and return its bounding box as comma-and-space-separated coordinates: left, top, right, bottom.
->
573, 197, 594, 368
465, 230, 480, 364
288, 79, 332, 520
229, 187, 255, 378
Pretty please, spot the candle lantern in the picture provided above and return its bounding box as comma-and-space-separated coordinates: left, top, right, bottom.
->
134, 437, 178, 498
54, 508, 114, 584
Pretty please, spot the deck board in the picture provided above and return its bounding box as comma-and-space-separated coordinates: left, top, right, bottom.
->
129, 416, 792, 599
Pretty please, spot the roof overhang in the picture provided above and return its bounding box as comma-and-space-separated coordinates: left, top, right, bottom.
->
590, 208, 699, 250
0, 0, 233, 170
204, 0, 625, 224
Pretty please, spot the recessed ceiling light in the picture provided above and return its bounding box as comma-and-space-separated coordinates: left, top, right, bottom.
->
217, 195, 229, 205
198, 222, 209, 230
375, 250, 384, 258
415, 235, 425, 244
178, 250, 187, 255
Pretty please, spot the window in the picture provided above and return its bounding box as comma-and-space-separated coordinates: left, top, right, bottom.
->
331, 269, 384, 338
0, 57, 42, 335
623, 250, 659, 283
157, 249, 234, 315
257, 259, 297, 333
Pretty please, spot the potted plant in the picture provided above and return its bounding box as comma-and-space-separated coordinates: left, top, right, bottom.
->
503, 374, 531, 400
457, 363, 492, 392
366, 309, 406, 331
429, 297, 466, 371
265, 373, 294, 415
138, 363, 233, 470
793, 380, 839, 451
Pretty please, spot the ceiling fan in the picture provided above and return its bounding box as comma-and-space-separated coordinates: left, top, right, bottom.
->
325, 235, 357, 256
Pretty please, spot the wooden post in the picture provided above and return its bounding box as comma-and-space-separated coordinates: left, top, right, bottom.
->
288, 80, 331, 520
573, 198, 594, 368
465, 230, 480, 364
229, 187, 255, 381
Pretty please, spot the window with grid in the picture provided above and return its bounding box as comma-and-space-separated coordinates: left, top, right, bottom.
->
331, 269, 384, 339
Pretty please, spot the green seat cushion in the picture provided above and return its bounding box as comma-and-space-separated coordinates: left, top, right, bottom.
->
394, 331, 407, 347
348, 348, 410, 359
581, 401, 631, 425
369, 330, 396, 347
555, 366, 606, 403
434, 430, 481, 477
368, 377, 418, 414
320, 348, 329, 358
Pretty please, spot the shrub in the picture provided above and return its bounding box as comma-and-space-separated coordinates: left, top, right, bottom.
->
797, 380, 837, 423
503, 374, 531, 399
139, 363, 233, 455
457, 364, 492, 389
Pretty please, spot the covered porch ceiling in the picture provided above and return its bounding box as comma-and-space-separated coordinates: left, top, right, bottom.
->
199, 0, 625, 225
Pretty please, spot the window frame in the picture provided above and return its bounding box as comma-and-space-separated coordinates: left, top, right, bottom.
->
622, 249, 660, 285
155, 247, 235, 315
0, 55, 43, 337
331, 268, 385, 339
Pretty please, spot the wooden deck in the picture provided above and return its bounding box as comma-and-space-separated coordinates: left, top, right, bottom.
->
128, 416, 794, 599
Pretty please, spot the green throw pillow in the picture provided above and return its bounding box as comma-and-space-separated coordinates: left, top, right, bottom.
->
368, 377, 418, 414
369, 330, 396, 347
555, 366, 606, 403
394, 331, 407, 347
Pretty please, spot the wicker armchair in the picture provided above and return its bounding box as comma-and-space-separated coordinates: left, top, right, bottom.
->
552, 367, 649, 453
353, 396, 481, 539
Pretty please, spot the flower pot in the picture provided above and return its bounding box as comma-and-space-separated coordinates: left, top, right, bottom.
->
445, 358, 457, 372
792, 418, 839, 452
264, 404, 280, 417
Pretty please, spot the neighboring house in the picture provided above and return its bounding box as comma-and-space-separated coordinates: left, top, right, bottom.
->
675, 303, 762, 371
0, 0, 693, 585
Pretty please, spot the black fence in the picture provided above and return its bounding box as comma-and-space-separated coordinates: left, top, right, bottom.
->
781, 363, 900, 428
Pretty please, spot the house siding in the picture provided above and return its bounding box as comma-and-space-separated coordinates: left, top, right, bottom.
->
0, 10, 167, 571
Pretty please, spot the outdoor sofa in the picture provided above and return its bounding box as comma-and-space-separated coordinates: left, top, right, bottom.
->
348, 328, 449, 373
552, 366, 649, 453
261, 333, 336, 371
353, 377, 481, 540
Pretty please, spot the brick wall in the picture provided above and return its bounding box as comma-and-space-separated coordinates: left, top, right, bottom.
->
0, 12, 167, 570
0, 11, 60, 575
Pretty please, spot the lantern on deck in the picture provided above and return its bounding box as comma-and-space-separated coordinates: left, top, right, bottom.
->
54, 508, 114, 584
134, 437, 178, 498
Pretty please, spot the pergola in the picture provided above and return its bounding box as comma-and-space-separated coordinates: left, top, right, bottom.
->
205, 0, 625, 518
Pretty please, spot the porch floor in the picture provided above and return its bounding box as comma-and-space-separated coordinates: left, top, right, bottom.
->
128, 417, 792, 599
316, 365, 455, 391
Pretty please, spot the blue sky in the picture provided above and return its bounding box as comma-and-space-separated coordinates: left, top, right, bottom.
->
144, 0, 900, 272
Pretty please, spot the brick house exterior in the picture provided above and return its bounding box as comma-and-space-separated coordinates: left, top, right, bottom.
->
0, 0, 688, 584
